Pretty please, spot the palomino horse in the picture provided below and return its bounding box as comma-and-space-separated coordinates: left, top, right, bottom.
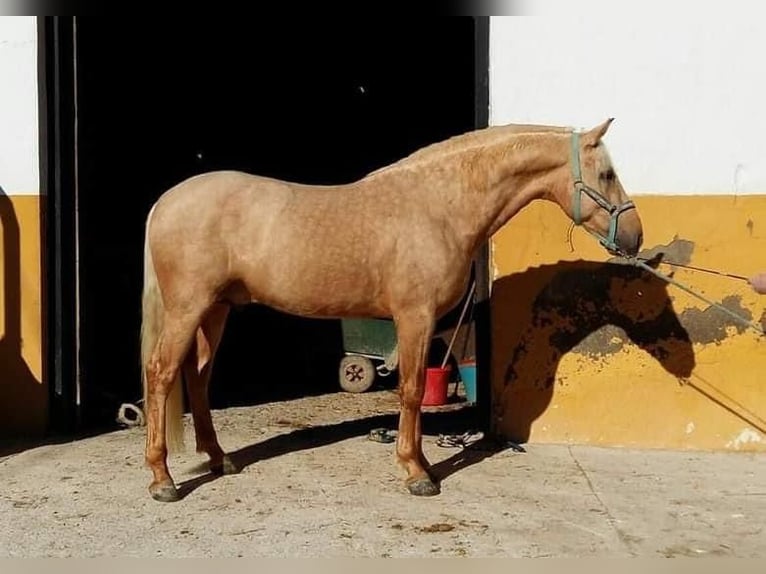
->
140, 118, 643, 502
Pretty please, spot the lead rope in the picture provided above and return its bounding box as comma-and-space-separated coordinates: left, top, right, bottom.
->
566, 220, 764, 336
637, 257, 751, 282
631, 259, 765, 337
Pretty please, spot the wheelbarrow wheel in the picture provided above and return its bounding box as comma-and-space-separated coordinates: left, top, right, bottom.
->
339, 355, 376, 393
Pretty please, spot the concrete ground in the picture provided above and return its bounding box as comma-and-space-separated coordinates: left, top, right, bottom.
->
1, 389, 764, 557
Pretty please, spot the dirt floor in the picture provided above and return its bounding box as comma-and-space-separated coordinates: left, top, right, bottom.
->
1, 388, 765, 558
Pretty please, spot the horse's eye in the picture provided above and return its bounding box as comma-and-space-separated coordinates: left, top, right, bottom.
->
600, 169, 615, 183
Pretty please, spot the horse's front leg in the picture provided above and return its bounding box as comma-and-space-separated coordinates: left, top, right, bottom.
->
394, 309, 439, 496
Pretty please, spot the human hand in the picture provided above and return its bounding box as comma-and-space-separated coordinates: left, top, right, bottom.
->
749, 272, 766, 294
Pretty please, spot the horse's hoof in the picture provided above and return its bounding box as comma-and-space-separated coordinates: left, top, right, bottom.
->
407, 476, 440, 497
211, 455, 238, 476
149, 482, 180, 503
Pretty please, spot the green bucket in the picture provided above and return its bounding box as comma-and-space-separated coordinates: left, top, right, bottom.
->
458, 361, 477, 404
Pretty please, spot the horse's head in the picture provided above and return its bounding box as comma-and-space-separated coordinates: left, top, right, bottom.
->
552, 118, 644, 257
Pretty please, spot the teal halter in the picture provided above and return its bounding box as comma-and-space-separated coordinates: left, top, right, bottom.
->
570, 131, 636, 253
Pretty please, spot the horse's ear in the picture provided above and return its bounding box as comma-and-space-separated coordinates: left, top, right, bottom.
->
583, 117, 615, 147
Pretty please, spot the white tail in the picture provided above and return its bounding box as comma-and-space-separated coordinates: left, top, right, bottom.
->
141, 204, 185, 452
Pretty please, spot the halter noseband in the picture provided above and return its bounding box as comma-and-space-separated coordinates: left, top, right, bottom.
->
570, 131, 636, 253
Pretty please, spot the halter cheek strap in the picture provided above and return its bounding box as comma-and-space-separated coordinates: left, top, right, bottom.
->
570, 132, 636, 253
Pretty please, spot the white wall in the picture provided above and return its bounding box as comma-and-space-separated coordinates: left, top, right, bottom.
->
490, 11, 766, 195
0, 16, 38, 195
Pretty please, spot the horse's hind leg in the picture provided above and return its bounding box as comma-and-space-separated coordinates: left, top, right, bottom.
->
145, 312, 201, 502
394, 308, 439, 496
182, 303, 236, 475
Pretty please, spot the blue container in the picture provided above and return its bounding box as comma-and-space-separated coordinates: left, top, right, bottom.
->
458, 361, 477, 404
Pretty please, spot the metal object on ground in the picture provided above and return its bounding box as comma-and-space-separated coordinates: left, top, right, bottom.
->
368, 428, 398, 443
338, 318, 399, 392
116, 403, 145, 427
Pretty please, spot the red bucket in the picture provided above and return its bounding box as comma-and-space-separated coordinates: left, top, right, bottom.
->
422, 366, 451, 406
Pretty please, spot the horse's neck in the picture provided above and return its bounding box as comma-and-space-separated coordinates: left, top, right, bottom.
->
360, 133, 567, 254
422, 135, 567, 249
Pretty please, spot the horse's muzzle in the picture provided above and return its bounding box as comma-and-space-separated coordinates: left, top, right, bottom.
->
616, 229, 643, 257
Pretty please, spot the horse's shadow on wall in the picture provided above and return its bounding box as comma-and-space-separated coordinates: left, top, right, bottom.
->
491, 258, 697, 443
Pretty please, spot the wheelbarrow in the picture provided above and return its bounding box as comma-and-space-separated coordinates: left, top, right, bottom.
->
338, 318, 399, 393
337, 281, 476, 394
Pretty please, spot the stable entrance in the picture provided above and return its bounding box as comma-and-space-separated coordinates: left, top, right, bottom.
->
47, 17, 487, 430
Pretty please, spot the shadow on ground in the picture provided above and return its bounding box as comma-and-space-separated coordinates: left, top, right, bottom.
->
176, 405, 508, 499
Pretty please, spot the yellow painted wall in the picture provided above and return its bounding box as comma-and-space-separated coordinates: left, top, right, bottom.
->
490, 195, 766, 452
0, 193, 46, 437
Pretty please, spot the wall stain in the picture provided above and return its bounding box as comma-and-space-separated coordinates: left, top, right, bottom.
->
678, 295, 752, 344
628, 236, 696, 266
606, 236, 752, 344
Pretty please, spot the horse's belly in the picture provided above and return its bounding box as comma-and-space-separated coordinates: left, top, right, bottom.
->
239, 258, 387, 319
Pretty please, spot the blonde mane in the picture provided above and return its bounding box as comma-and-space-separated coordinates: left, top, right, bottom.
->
366, 122, 574, 178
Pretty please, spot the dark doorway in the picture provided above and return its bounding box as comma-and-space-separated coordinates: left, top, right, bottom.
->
72, 17, 481, 429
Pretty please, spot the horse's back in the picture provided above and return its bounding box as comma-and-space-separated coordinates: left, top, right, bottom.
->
151, 170, 298, 239
156, 170, 289, 211
146, 170, 395, 315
